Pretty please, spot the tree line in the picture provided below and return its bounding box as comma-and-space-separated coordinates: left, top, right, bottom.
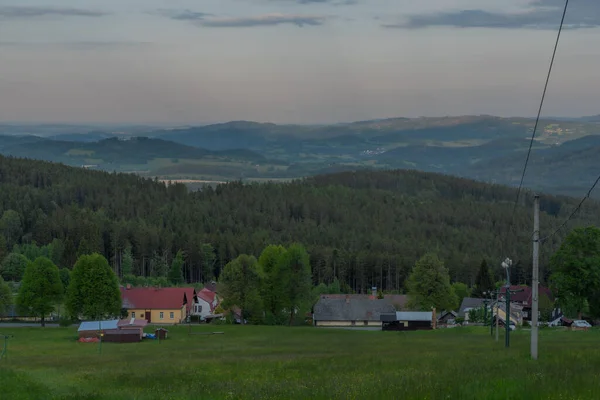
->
2, 154, 599, 295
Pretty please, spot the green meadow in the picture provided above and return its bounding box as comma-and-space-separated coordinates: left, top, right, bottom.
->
0, 325, 599, 400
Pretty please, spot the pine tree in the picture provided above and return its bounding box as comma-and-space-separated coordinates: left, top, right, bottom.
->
168, 250, 184, 285
473, 259, 494, 298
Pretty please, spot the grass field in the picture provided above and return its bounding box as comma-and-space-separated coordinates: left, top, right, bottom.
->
0, 325, 599, 400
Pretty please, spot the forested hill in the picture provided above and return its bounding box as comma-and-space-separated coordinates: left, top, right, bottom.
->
1, 154, 597, 292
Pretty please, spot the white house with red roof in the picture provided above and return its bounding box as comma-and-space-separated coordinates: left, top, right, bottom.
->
194, 287, 220, 320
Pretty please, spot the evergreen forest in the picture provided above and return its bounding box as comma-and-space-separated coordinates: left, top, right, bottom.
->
1, 154, 596, 293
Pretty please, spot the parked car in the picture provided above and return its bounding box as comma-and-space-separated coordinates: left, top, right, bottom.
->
572, 320, 592, 329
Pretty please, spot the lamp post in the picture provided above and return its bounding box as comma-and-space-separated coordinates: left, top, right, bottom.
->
501, 258, 512, 348
482, 292, 489, 329
486, 290, 496, 337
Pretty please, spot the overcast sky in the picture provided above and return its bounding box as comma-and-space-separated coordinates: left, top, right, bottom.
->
0, 0, 599, 124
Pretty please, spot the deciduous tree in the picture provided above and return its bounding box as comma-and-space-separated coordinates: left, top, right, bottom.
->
0, 253, 29, 282
451, 282, 471, 308
0, 276, 11, 314
278, 244, 312, 325
406, 253, 458, 312
66, 253, 121, 320
17, 257, 63, 326
258, 244, 286, 320
549, 226, 600, 319
219, 254, 263, 324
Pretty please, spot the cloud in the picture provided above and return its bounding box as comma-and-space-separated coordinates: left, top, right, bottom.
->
156, 9, 213, 21
0, 6, 108, 18
159, 9, 327, 28
384, 0, 600, 30
0, 41, 151, 50
269, 0, 357, 5
200, 13, 327, 27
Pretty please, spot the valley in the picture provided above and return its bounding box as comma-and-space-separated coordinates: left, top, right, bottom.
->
1, 115, 599, 197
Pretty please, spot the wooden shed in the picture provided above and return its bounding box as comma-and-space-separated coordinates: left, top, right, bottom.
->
102, 329, 142, 343
117, 318, 148, 340
155, 328, 169, 340
77, 320, 119, 339
381, 311, 435, 331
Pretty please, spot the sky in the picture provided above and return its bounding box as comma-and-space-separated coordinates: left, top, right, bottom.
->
1, 0, 599, 125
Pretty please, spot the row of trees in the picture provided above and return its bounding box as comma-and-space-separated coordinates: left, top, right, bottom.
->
0, 253, 122, 325
219, 244, 312, 325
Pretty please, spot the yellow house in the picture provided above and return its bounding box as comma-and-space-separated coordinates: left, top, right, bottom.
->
120, 286, 196, 324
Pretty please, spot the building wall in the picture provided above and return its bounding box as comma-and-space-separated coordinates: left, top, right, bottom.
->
315, 320, 381, 327
126, 307, 185, 324
192, 298, 213, 319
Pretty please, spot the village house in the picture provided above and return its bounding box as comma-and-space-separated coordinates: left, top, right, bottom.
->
380, 311, 436, 331
313, 290, 396, 327
194, 287, 220, 320
120, 286, 197, 324
499, 285, 560, 322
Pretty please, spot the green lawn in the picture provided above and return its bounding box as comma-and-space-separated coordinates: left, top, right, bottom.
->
0, 325, 599, 399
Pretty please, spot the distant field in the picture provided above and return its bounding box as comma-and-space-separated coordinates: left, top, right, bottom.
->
1, 325, 599, 399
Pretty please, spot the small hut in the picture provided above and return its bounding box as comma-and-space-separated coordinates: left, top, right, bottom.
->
117, 318, 148, 340
77, 320, 119, 339
155, 328, 169, 340
103, 329, 142, 343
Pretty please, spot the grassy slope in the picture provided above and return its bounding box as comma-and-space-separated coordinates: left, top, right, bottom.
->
1, 325, 599, 399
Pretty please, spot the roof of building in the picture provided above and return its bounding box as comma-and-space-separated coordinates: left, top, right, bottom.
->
104, 329, 140, 335
499, 285, 554, 305
117, 318, 149, 328
318, 294, 408, 309
120, 287, 196, 312
458, 297, 487, 317
78, 320, 119, 332
391, 311, 433, 322
313, 297, 396, 322
197, 287, 217, 304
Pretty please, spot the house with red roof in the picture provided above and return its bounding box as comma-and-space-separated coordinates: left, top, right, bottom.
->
499, 285, 560, 322
193, 287, 220, 320
120, 286, 198, 324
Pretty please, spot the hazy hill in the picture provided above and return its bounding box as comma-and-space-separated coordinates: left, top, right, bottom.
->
0, 135, 267, 172
4, 115, 600, 196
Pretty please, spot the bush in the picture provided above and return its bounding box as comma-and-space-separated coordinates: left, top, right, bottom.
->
59, 316, 74, 327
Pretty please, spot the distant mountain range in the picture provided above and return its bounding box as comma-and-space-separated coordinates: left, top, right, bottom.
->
1, 115, 600, 196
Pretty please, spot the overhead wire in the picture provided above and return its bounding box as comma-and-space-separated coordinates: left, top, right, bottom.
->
502, 0, 570, 257
539, 174, 600, 244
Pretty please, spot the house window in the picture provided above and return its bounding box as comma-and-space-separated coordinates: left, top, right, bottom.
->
131, 312, 135, 318
160, 312, 164, 319
170, 312, 174, 319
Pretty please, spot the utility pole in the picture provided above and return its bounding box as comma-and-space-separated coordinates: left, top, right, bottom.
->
505, 286, 511, 348
501, 258, 513, 348
531, 194, 540, 360
495, 291, 500, 342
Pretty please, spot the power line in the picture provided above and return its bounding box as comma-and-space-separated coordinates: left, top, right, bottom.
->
539, 174, 600, 244
503, 0, 570, 252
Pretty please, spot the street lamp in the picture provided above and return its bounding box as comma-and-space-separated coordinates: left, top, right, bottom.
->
483, 290, 496, 337
501, 258, 512, 348
482, 291, 490, 331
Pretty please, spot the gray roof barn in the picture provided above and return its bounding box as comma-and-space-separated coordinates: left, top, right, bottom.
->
458, 297, 487, 317
313, 297, 396, 322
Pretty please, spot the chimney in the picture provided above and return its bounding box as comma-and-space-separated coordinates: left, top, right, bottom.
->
372, 287, 377, 298
432, 307, 437, 329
